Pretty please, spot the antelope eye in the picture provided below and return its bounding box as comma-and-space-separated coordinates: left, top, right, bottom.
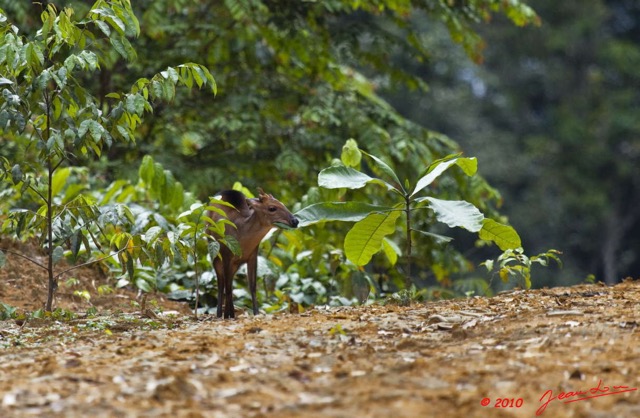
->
268, 206, 277, 212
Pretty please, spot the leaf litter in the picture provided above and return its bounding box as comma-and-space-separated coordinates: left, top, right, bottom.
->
1, 245, 639, 417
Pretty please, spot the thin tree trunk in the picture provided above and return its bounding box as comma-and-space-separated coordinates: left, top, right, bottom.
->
404, 195, 412, 288
45, 157, 55, 311
601, 208, 636, 285
44, 88, 56, 312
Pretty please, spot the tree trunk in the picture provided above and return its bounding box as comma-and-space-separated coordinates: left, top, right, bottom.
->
601, 208, 636, 285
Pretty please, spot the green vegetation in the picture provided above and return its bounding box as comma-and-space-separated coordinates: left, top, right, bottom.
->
297, 140, 522, 286
388, 0, 640, 285
0, 1, 217, 311
0, 0, 599, 317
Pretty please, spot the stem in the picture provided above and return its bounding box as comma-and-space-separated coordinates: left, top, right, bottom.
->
404, 194, 412, 289
263, 229, 281, 298
194, 211, 203, 320
45, 157, 55, 311
194, 247, 199, 320
43, 88, 56, 312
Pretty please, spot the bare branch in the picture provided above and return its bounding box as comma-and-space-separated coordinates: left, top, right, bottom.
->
0, 248, 48, 271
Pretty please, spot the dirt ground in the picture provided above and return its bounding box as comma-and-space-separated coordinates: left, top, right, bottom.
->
0, 239, 639, 418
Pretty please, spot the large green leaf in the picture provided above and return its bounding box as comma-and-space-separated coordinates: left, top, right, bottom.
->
295, 202, 394, 227
479, 219, 522, 250
138, 155, 154, 184
417, 197, 484, 232
362, 150, 403, 192
411, 156, 477, 197
318, 165, 386, 190
381, 237, 401, 266
51, 167, 71, 197
345, 210, 401, 266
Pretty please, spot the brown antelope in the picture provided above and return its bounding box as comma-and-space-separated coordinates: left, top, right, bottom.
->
208, 189, 298, 318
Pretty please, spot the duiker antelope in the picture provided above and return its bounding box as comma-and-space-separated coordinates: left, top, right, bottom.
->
209, 189, 298, 318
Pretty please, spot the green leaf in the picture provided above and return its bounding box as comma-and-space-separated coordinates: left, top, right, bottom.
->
52, 67, 67, 90
0, 110, 10, 129
418, 197, 484, 232
150, 80, 163, 100
79, 51, 99, 71
135, 277, 151, 292
456, 157, 478, 176
412, 157, 459, 196
52, 246, 65, 265
94, 19, 111, 36
341, 139, 361, 168
162, 78, 176, 100
208, 240, 220, 260
52, 96, 63, 120
170, 182, 184, 211
70, 230, 83, 262
479, 219, 522, 250
345, 210, 401, 266
192, 65, 204, 88
161, 170, 175, 204
91, 7, 125, 35
221, 235, 242, 257
482, 259, 494, 272
139, 155, 154, 184
362, 150, 404, 192
180, 67, 193, 89
413, 229, 454, 244
166, 67, 179, 83
10, 164, 22, 184
178, 63, 218, 95
144, 226, 163, 244
126, 254, 135, 281
77, 119, 91, 139
125, 93, 145, 114
51, 167, 71, 197
26, 43, 44, 70
381, 237, 401, 266
523, 270, 531, 289
295, 202, 394, 227
318, 166, 386, 190
151, 162, 165, 195
411, 156, 477, 197
0, 250, 6, 268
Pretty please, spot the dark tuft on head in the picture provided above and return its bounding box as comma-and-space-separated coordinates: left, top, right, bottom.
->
217, 190, 247, 209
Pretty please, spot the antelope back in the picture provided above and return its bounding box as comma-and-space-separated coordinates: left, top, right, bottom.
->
209, 190, 251, 234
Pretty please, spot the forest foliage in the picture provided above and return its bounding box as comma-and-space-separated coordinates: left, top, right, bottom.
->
0, 0, 568, 315
389, 0, 640, 286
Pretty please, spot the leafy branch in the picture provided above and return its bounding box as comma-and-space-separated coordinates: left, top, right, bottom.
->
297, 139, 522, 288
0, 1, 216, 311
483, 248, 563, 289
